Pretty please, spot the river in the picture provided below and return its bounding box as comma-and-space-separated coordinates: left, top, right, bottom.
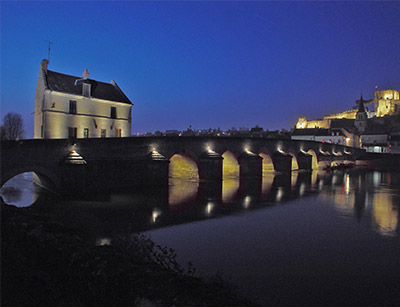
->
1, 169, 399, 305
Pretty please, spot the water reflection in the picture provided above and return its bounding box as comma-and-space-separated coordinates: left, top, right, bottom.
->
168, 178, 198, 211
2, 170, 399, 239
372, 191, 398, 237
222, 179, 240, 203
261, 174, 274, 199
317, 171, 399, 236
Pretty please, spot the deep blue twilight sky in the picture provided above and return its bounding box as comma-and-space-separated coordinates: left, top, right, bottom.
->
1, 1, 400, 137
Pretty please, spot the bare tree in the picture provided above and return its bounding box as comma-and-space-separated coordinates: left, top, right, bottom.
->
0, 112, 25, 140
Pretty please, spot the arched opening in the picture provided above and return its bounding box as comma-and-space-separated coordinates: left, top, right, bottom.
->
0, 171, 51, 207
306, 149, 319, 170
288, 152, 299, 171
222, 150, 240, 179
169, 153, 199, 180
259, 152, 275, 175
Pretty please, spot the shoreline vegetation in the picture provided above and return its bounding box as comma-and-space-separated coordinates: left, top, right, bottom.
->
1, 202, 259, 307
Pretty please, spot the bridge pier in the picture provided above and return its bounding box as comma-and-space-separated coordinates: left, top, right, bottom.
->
239, 152, 262, 179
297, 152, 312, 171
198, 150, 223, 181
273, 152, 292, 173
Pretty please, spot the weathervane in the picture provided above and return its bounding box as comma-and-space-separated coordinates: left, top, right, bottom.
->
45, 40, 54, 64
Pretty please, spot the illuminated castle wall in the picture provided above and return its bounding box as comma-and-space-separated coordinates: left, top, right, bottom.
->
296, 89, 400, 129
34, 59, 133, 139
375, 89, 400, 117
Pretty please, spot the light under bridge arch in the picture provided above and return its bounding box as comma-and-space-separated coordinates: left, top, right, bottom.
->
222, 150, 240, 179
259, 150, 275, 175
168, 152, 199, 180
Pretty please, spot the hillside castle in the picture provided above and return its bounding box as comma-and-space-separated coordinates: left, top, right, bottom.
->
296, 89, 400, 129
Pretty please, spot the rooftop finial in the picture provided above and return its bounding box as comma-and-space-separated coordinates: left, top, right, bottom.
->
83, 69, 90, 79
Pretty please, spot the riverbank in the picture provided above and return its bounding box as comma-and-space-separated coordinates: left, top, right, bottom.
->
1, 203, 259, 307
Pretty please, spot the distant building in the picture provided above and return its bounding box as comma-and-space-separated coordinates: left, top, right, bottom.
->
34, 59, 133, 139
295, 89, 400, 129
292, 93, 400, 153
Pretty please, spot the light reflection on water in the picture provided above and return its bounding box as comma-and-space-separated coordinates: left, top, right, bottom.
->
2, 169, 399, 239
2, 169, 400, 305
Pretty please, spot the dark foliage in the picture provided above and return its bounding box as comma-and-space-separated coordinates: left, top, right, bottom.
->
1, 204, 259, 307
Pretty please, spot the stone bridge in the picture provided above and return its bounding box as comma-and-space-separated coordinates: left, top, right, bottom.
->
1, 137, 367, 196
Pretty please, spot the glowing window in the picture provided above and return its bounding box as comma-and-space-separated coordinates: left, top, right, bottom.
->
84, 128, 89, 138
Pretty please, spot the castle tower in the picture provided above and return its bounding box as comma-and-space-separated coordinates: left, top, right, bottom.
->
355, 95, 367, 133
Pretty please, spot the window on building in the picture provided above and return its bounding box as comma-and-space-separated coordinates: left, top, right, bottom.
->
116, 128, 122, 137
83, 83, 91, 97
110, 107, 117, 119
41, 125, 43, 138
84, 128, 89, 138
68, 127, 77, 138
69, 100, 77, 114
101, 129, 107, 138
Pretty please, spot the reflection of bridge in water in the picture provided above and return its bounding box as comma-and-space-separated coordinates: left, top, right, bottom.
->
26, 170, 399, 241
1, 137, 369, 196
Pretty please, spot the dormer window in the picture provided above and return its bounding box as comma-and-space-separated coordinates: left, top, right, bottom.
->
83, 83, 91, 97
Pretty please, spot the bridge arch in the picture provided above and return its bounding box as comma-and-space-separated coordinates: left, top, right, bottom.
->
306, 149, 319, 170
221, 150, 240, 179
168, 152, 199, 180
1, 166, 60, 192
258, 148, 275, 175
287, 150, 299, 171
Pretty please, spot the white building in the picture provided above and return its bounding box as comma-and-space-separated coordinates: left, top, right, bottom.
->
34, 59, 133, 139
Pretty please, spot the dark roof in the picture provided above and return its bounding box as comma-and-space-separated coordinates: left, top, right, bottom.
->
45, 70, 132, 104
292, 128, 329, 136
330, 118, 355, 129
357, 95, 366, 113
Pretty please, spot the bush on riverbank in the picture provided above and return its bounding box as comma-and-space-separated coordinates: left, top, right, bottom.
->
1, 203, 259, 306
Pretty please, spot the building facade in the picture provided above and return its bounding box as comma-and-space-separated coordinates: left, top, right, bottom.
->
34, 59, 133, 139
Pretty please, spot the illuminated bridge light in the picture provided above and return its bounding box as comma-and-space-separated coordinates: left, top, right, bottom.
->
64, 150, 87, 164
149, 149, 166, 160
152, 208, 162, 223
299, 183, 306, 196
95, 237, 112, 246
243, 196, 251, 209
276, 187, 284, 202
205, 202, 215, 216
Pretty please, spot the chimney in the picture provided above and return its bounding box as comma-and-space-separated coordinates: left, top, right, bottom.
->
41, 59, 49, 72
83, 69, 90, 79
